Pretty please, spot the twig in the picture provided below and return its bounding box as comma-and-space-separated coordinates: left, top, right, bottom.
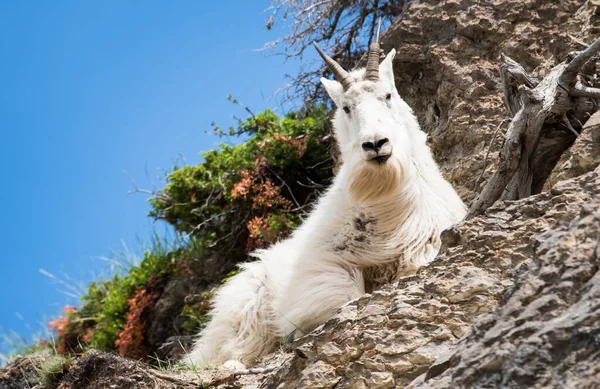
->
227, 95, 256, 119
562, 115, 580, 137
207, 230, 235, 248
288, 202, 314, 213
125, 171, 155, 195
232, 365, 279, 375
474, 119, 510, 189
183, 210, 235, 240
146, 370, 199, 386
306, 158, 331, 170
145, 162, 158, 193
296, 178, 326, 189
266, 166, 302, 209
207, 364, 281, 387
568, 34, 590, 48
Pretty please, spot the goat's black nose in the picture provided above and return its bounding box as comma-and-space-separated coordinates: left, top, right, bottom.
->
362, 137, 389, 152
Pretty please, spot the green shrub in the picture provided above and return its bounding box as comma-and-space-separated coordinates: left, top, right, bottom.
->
149, 105, 333, 252
44, 105, 334, 359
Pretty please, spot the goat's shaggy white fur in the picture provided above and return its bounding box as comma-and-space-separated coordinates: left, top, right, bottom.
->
187, 50, 466, 367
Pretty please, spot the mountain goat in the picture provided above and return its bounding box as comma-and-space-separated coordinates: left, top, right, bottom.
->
187, 32, 466, 368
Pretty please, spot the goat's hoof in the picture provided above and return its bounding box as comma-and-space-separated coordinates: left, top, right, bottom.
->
223, 360, 246, 370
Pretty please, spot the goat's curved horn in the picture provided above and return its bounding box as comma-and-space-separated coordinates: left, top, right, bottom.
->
313, 42, 356, 91
365, 18, 382, 82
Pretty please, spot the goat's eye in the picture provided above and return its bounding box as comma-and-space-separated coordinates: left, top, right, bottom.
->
385, 93, 392, 101
343, 106, 350, 114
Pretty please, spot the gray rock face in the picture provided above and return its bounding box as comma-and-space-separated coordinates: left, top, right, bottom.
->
257, 0, 600, 386
546, 110, 600, 189
147, 277, 198, 359
262, 167, 600, 388
418, 195, 600, 388
382, 0, 600, 204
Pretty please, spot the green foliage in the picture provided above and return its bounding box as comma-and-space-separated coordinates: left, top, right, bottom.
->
82, 241, 200, 351
41, 105, 334, 360
149, 105, 333, 252
49, 236, 202, 353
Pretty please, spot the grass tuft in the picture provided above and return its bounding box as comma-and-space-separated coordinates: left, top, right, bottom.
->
38, 354, 73, 389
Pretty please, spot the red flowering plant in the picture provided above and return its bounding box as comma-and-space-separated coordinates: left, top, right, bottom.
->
45, 240, 196, 358
115, 287, 161, 360
47, 305, 79, 354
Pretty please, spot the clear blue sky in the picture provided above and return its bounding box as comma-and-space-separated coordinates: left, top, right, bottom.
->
0, 1, 305, 355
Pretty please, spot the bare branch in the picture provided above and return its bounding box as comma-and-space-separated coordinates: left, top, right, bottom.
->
560, 35, 600, 86
571, 83, 600, 99
205, 363, 282, 387
231, 365, 279, 375
499, 53, 538, 117
468, 38, 600, 218
266, 165, 302, 209
264, 0, 408, 103
562, 115, 580, 137
146, 370, 198, 386
125, 171, 155, 195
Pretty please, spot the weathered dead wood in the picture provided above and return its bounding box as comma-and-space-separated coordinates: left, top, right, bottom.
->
467, 37, 600, 218
206, 364, 279, 387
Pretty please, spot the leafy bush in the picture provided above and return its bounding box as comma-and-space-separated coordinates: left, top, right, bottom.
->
44, 105, 334, 360
48, 238, 198, 355
149, 105, 333, 253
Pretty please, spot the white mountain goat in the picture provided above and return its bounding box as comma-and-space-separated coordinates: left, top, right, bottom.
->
187, 34, 466, 368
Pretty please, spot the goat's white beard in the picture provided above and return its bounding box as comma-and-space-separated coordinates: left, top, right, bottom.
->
348, 159, 404, 204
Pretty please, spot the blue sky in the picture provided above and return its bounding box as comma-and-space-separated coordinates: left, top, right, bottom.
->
0, 1, 307, 354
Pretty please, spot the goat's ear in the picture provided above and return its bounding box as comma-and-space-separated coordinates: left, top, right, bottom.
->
380, 49, 396, 86
320, 77, 344, 104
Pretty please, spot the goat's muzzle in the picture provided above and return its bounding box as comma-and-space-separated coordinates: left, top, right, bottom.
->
362, 137, 392, 164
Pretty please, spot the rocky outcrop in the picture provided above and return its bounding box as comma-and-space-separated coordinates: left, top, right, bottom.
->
56, 350, 197, 389
253, 2, 600, 385
5, 175, 597, 389
147, 277, 199, 360
417, 194, 600, 388
383, 0, 600, 203
0, 348, 279, 389
261, 166, 600, 388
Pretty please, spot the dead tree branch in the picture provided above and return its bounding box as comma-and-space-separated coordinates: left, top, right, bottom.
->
468, 37, 600, 218
264, 0, 407, 103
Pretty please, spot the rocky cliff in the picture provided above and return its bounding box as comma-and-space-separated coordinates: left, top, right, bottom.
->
2, 0, 600, 388
256, 1, 600, 387
387, 0, 600, 203
262, 166, 600, 388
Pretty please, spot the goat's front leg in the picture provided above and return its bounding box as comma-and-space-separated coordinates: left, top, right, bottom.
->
273, 259, 365, 339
